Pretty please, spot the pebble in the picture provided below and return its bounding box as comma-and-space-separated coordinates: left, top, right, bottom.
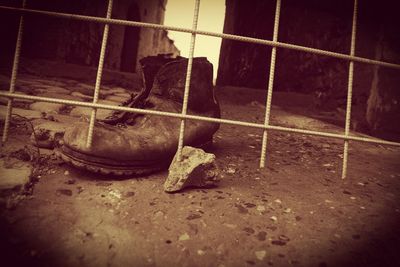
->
197, 250, 205, 256
179, 233, 190, 241
0, 158, 31, 193
164, 146, 219, 193
226, 167, 236, 174
283, 208, 291, 213
270, 216, 277, 222
30, 102, 65, 114
255, 250, 266, 260
69, 100, 118, 120
71, 91, 93, 100
223, 223, 237, 229
257, 205, 266, 212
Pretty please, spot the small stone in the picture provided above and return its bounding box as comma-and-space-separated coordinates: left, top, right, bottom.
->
223, 223, 237, 229
33, 85, 70, 95
257, 205, 266, 212
0, 158, 31, 195
154, 211, 164, 219
274, 199, 282, 204
71, 91, 93, 100
64, 170, 70, 176
283, 208, 291, 213
105, 95, 131, 104
179, 233, 190, 241
279, 235, 290, 242
69, 100, 119, 120
255, 250, 266, 260
124, 191, 135, 197
186, 213, 202, 220
235, 203, 249, 214
30, 102, 65, 114
197, 249, 205, 256
270, 216, 277, 222
244, 203, 256, 208
109, 190, 122, 199
164, 146, 219, 193
226, 167, 236, 174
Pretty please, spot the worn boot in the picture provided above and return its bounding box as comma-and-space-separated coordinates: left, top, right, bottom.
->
60, 57, 220, 175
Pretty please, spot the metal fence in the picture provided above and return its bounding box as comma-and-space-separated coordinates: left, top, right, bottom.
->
1, 0, 400, 179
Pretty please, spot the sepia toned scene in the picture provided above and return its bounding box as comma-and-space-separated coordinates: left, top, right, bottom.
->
0, 0, 399, 267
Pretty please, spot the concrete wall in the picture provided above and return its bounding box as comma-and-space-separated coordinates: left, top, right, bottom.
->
0, 0, 180, 72
217, 0, 400, 139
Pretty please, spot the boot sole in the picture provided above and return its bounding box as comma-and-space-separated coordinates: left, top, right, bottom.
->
59, 140, 213, 176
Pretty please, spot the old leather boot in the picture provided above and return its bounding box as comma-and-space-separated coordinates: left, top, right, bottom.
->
60, 57, 220, 175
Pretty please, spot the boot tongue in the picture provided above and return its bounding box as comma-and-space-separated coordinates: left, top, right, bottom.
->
100, 55, 180, 125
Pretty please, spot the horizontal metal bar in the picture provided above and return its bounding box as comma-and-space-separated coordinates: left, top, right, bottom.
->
1, 91, 400, 147
1, 5, 400, 70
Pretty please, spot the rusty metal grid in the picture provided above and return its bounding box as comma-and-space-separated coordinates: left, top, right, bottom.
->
1, 0, 400, 179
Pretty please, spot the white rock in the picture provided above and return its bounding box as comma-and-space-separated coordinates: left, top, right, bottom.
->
30, 102, 65, 114
0, 158, 31, 194
69, 100, 119, 120
256, 205, 266, 212
105, 94, 131, 104
71, 91, 93, 101
179, 233, 190, 241
255, 250, 266, 261
33, 85, 71, 95
164, 146, 219, 193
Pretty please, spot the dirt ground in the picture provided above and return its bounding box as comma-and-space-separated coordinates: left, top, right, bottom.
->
1, 74, 400, 267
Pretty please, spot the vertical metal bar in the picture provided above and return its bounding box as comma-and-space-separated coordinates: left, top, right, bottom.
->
1, 0, 26, 144
176, 0, 201, 161
86, 0, 113, 148
341, 0, 358, 179
259, 0, 282, 168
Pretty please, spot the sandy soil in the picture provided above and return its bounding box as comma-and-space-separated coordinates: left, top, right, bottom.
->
1, 76, 400, 267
